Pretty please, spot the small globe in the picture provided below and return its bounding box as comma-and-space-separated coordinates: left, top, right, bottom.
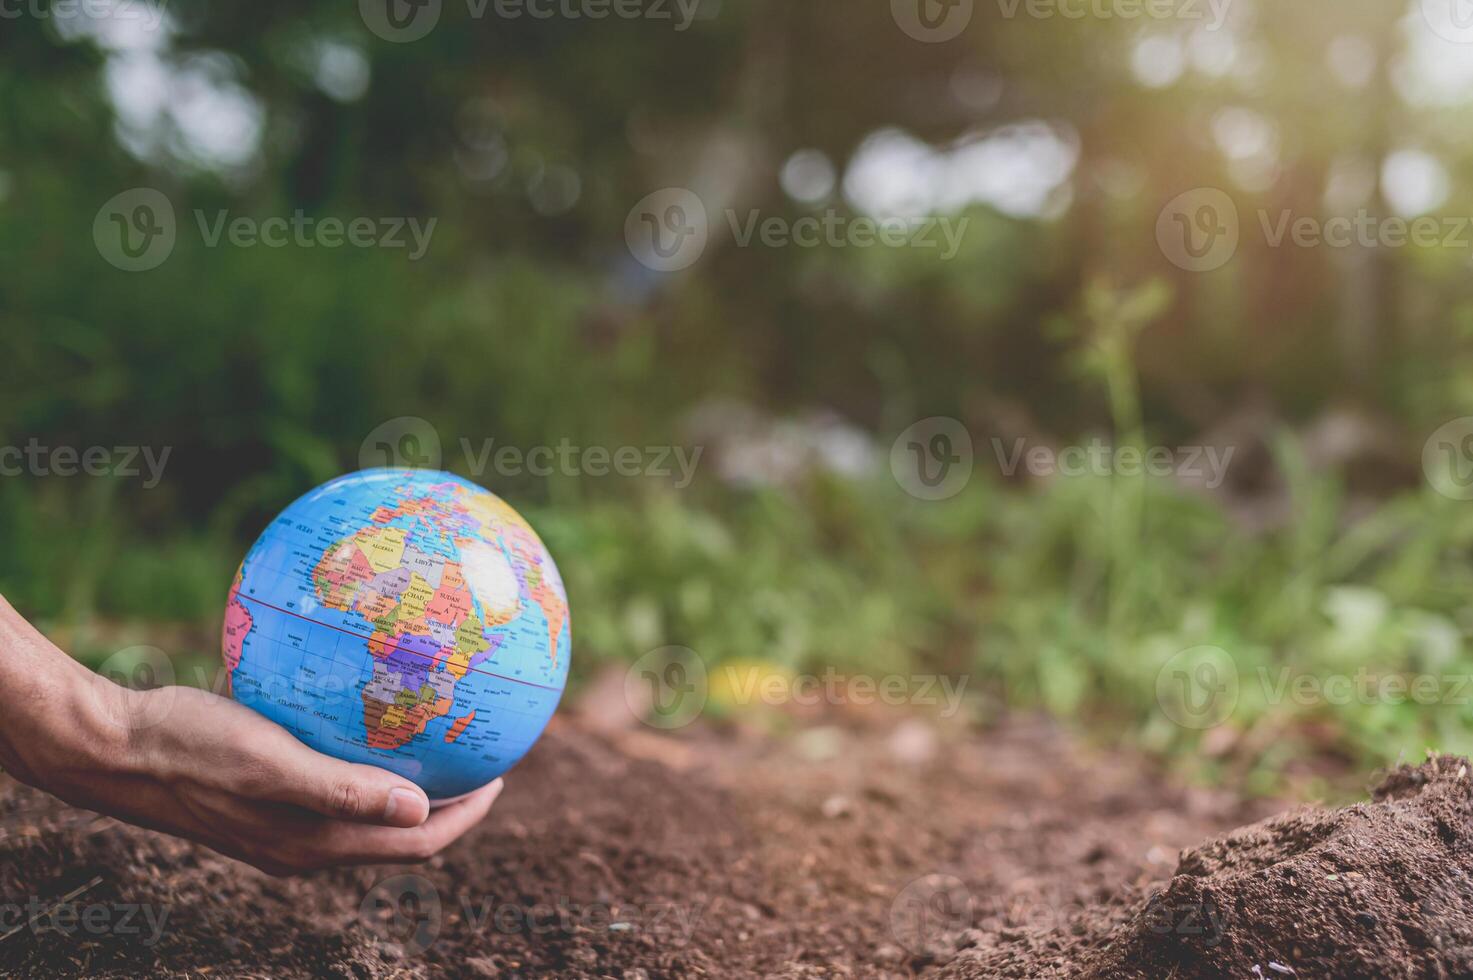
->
222, 469, 570, 800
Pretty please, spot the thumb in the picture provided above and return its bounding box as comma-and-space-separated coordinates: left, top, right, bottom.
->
197, 693, 433, 827
269, 749, 431, 828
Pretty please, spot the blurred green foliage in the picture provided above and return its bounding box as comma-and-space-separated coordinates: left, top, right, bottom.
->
3, 0, 1473, 792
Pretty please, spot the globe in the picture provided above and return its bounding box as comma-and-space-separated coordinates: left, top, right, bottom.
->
222, 468, 570, 800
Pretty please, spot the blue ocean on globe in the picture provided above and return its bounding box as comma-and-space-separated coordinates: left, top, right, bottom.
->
223, 469, 570, 800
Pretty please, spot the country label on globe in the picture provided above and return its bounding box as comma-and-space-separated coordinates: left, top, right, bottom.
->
222, 469, 571, 800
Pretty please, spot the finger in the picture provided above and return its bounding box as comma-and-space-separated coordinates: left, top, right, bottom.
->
415, 778, 505, 847
298, 778, 505, 867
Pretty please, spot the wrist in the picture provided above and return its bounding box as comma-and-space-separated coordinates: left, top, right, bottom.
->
0, 597, 124, 788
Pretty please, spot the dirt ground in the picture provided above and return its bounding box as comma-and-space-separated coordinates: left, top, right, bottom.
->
1, 697, 1470, 978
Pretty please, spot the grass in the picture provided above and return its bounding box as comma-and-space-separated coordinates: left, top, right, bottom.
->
6, 281, 1472, 798
12, 454, 1473, 799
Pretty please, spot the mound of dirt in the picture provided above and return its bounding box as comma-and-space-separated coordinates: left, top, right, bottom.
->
946, 755, 1473, 979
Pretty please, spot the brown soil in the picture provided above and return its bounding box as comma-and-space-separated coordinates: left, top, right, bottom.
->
1041, 756, 1473, 980
0, 704, 1467, 979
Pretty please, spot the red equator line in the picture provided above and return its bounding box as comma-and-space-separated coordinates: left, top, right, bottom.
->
237, 593, 562, 693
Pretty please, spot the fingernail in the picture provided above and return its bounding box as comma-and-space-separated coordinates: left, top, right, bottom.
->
386, 786, 429, 826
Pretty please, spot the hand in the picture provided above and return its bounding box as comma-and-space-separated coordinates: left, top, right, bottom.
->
0, 595, 504, 876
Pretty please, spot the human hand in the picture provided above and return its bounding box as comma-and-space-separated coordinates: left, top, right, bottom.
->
0, 596, 504, 875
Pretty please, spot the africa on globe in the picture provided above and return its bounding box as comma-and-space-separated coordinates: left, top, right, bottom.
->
222, 469, 570, 800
